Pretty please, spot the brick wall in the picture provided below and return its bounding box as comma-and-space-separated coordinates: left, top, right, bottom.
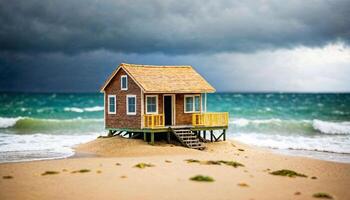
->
104, 68, 142, 129
143, 93, 202, 126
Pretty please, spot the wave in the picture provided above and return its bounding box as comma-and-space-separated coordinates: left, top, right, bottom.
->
0, 117, 103, 133
233, 132, 350, 155
0, 117, 23, 128
313, 120, 350, 135
230, 118, 350, 135
64, 106, 104, 113
0, 132, 99, 163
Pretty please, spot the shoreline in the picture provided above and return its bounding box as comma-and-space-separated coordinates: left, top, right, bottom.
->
1, 137, 349, 200
1, 137, 349, 165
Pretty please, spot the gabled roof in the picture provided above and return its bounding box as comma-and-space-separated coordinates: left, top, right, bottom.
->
100, 63, 216, 93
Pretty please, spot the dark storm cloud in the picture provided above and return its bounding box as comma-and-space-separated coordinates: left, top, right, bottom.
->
0, 0, 349, 55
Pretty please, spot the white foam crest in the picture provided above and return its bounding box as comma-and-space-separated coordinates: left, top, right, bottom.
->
313, 120, 350, 135
0, 132, 101, 163
232, 132, 350, 154
230, 118, 283, 127
64, 106, 104, 112
0, 117, 23, 128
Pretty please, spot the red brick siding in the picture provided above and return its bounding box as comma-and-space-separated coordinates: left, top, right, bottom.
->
104, 68, 141, 129
143, 93, 202, 126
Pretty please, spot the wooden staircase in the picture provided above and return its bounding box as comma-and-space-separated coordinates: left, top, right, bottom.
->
171, 129, 205, 150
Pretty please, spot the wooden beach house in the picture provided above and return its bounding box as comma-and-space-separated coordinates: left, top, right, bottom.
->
100, 63, 229, 149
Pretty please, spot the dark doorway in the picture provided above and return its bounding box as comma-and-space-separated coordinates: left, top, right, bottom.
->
164, 95, 173, 126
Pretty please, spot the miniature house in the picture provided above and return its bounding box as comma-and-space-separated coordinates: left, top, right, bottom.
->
100, 63, 228, 149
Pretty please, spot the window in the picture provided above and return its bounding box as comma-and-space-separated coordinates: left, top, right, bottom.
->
126, 95, 136, 115
121, 75, 128, 90
146, 95, 158, 114
184, 95, 200, 113
108, 95, 116, 114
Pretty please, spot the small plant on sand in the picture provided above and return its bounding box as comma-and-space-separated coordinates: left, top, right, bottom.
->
3, 175, 13, 179
203, 160, 222, 165
185, 159, 200, 163
270, 169, 307, 177
219, 160, 244, 168
96, 170, 102, 174
237, 182, 249, 187
311, 176, 317, 179
115, 163, 121, 166
41, 171, 60, 176
71, 169, 90, 173
295, 192, 301, 195
165, 160, 172, 163
190, 175, 214, 182
238, 148, 245, 151
313, 193, 333, 199
120, 175, 127, 178
134, 163, 154, 169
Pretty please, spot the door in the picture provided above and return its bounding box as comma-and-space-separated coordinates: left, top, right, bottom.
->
164, 95, 173, 126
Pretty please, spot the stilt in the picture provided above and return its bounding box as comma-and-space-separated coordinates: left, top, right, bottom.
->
143, 132, 147, 141
108, 130, 113, 137
167, 130, 171, 144
150, 132, 155, 145
203, 130, 206, 140
223, 129, 226, 141
210, 130, 213, 142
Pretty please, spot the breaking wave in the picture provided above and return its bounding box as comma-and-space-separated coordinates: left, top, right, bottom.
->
230, 118, 350, 135
0, 117, 103, 133
64, 106, 104, 113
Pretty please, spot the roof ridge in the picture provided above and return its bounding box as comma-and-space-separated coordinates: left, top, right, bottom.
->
121, 63, 192, 68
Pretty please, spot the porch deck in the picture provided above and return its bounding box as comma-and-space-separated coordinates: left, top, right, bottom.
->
107, 112, 229, 148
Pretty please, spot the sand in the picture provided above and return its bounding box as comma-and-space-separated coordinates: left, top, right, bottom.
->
0, 136, 349, 200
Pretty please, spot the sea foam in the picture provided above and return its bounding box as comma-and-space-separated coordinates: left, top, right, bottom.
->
64, 106, 104, 113
313, 120, 350, 135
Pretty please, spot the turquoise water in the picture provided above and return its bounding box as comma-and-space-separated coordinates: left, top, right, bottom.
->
0, 92, 349, 163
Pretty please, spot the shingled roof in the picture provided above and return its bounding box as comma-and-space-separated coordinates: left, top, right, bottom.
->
100, 63, 215, 93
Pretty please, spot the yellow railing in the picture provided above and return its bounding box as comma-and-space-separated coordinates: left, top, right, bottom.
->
192, 112, 229, 127
143, 114, 165, 129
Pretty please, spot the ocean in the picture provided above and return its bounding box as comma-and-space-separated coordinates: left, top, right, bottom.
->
0, 93, 349, 163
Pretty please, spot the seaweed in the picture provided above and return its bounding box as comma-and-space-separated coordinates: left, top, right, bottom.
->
185, 159, 200, 163
71, 169, 90, 173
313, 193, 333, 199
2, 175, 13, 179
219, 160, 244, 168
120, 175, 127, 179
204, 160, 222, 165
134, 163, 154, 169
270, 169, 307, 177
311, 176, 317, 179
238, 149, 245, 151
190, 175, 214, 182
96, 170, 102, 174
237, 182, 249, 187
185, 159, 244, 168
41, 171, 60, 176
165, 160, 172, 163
115, 163, 121, 166
295, 192, 301, 195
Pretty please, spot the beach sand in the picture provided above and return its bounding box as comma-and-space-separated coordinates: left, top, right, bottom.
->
0, 136, 349, 200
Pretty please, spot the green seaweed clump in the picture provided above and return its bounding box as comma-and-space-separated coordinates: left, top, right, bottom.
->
3, 175, 13, 179
134, 163, 154, 169
190, 175, 214, 182
71, 169, 91, 173
204, 160, 222, 165
313, 193, 333, 199
185, 159, 200, 163
41, 171, 60, 176
219, 160, 244, 168
270, 169, 307, 177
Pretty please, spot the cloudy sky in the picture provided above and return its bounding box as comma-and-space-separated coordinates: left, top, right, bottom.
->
0, 0, 349, 92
